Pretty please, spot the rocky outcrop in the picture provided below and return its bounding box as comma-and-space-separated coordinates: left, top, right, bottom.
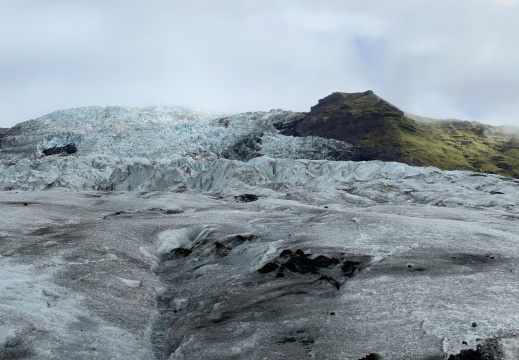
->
0, 128, 7, 150
42, 143, 77, 156
275, 91, 519, 178
275, 91, 409, 162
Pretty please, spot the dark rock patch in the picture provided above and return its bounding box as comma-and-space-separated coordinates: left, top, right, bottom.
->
214, 241, 233, 257
234, 194, 259, 203
313, 255, 341, 268
342, 260, 362, 277
223, 234, 256, 247
277, 331, 315, 347
448, 349, 486, 360
447, 338, 502, 360
102, 211, 131, 219
222, 133, 263, 161
448, 348, 494, 360
279, 249, 294, 259
0, 128, 8, 149
165, 209, 182, 214
359, 354, 383, 360
211, 312, 233, 324
258, 262, 279, 274
273, 117, 305, 137
280, 337, 296, 343
42, 143, 77, 156
163, 234, 258, 264
259, 248, 367, 290
0, 335, 33, 360
146, 208, 184, 215
281, 252, 339, 275
450, 253, 497, 266
30, 226, 57, 236
169, 248, 192, 259
319, 275, 341, 290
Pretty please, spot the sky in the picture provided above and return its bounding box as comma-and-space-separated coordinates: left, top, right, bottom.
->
1, 0, 519, 128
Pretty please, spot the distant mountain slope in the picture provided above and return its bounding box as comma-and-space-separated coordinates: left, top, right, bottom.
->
0, 128, 8, 143
277, 91, 519, 178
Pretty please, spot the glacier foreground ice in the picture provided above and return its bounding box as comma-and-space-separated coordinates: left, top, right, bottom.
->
2, 106, 519, 359
2, 183, 519, 359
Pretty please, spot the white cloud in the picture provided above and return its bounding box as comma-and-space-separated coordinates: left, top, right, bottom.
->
1, 0, 518, 128
491, 0, 519, 6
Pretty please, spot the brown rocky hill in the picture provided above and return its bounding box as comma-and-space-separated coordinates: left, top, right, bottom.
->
276, 91, 519, 178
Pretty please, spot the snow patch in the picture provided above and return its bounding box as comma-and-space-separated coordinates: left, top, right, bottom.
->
156, 226, 208, 255
115, 277, 142, 288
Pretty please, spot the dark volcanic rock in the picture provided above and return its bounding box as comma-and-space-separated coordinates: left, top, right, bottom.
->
319, 275, 341, 290
358, 353, 383, 360
342, 260, 363, 277
282, 252, 340, 275
257, 262, 279, 273
448, 338, 503, 360
259, 248, 367, 290
222, 133, 263, 161
279, 249, 294, 259
42, 143, 77, 156
169, 248, 192, 258
213, 241, 232, 257
234, 194, 259, 203
275, 91, 409, 163
0, 335, 33, 359
0, 128, 8, 149
448, 347, 494, 360
0, 128, 8, 146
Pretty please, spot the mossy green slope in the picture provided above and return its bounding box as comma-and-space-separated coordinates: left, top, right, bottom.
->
290, 91, 519, 178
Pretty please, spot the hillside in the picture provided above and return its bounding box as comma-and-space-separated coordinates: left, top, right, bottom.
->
278, 91, 519, 178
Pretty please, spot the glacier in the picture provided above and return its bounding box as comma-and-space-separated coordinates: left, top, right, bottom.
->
1, 106, 519, 360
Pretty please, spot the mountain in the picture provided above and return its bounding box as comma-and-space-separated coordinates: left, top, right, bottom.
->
2, 92, 518, 178
278, 91, 519, 178
2, 97, 519, 359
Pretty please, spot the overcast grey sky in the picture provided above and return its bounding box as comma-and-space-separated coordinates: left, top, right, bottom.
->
1, 0, 519, 128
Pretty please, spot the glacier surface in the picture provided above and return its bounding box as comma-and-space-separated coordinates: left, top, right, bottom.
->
1, 106, 519, 359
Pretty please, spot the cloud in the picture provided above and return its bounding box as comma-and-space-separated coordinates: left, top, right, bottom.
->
1, 0, 518, 128
491, 0, 519, 6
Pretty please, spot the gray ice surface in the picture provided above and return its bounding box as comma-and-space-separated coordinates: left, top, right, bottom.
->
2, 106, 519, 359
1, 176, 519, 359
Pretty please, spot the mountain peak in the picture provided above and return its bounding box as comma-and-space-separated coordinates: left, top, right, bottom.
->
280, 90, 406, 152
277, 91, 519, 177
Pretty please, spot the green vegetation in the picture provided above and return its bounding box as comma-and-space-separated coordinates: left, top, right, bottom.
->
374, 116, 519, 177
317, 116, 329, 123
305, 91, 519, 178
388, 119, 519, 177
